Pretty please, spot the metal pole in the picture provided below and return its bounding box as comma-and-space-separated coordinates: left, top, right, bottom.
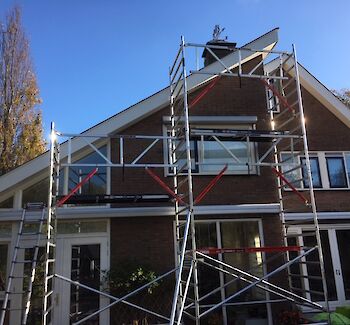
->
292, 44, 331, 319
43, 122, 58, 325
181, 35, 200, 325
199, 247, 319, 318
72, 267, 177, 325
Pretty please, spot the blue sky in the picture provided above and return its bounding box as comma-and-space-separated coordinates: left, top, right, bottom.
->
0, 0, 349, 138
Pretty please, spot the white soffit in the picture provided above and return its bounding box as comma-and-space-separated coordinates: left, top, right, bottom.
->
0, 28, 279, 193
265, 57, 350, 128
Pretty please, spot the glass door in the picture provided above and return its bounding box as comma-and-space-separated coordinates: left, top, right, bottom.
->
334, 229, 350, 303
55, 236, 109, 325
289, 226, 350, 309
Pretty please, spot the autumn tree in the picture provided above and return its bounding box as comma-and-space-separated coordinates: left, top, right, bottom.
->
333, 89, 350, 108
0, 7, 45, 175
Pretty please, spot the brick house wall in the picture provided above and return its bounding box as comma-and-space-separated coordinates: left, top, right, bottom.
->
282, 85, 350, 212
107, 54, 350, 323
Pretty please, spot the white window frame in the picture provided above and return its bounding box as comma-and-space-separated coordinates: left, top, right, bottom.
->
288, 223, 350, 311
163, 124, 258, 176
280, 151, 350, 191
173, 218, 272, 325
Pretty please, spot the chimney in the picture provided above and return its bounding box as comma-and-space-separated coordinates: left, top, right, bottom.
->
202, 25, 236, 67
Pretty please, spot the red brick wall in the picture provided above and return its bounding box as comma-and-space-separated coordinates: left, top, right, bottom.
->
282, 86, 350, 212
110, 56, 278, 206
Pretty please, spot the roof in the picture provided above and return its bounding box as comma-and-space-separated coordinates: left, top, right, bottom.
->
1, 27, 349, 197
0, 28, 279, 195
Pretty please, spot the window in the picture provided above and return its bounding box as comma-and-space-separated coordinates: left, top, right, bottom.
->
326, 157, 348, 188
167, 127, 257, 175
301, 157, 322, 188
0, 244, 8, 291
22, 178, 50, 206
188, 220, 268, 323
200, 139, 253, 173
68, 146, 107, 195
281, 152, 350, 190
0, 197, 13, 209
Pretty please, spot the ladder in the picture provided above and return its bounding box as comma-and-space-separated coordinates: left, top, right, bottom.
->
168, 37, 200, 325
43, 122, 60, 325
0, 202, 46, 325
264, 46, 330, 316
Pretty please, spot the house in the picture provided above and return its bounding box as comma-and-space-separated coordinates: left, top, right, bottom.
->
0, 27, 349, 325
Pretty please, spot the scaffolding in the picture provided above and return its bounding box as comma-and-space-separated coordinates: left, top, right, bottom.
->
0, 37, 331, 325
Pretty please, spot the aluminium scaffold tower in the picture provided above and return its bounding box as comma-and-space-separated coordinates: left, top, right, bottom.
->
1, 38, 331, 325
167, 38, 331, 324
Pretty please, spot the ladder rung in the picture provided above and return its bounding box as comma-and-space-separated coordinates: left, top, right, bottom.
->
285, 232, 316, 238
5, 291, 28, 295
19, 232, 42, 236
44, 290, 54, 299
279, 178, 304, 189
283, 218, 314, 225
297, 260, 320, 265
175, 177, 188, 190
43, 304, 54, 316
14, 260, 35, 264
283, 64, 295, 74
25, 202, 45, 210
47, 259, 55, 263
281, 164, 303, 175
23, 219, 46, 224
284, 88, 297, 99
290, 287, 324, 296
282, 77, 296, 91
276, 113, 300, 130
289, 273, 323, 280
3, 307, 25, 311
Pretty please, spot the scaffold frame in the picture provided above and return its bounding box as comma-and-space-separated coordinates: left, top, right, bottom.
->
0, 36, 331, 325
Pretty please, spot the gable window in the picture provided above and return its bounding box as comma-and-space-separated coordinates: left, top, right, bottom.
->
68, 146, 107, 195
326, 157, 348, 188
22, 178, 50, 206
0, 196, 13, 209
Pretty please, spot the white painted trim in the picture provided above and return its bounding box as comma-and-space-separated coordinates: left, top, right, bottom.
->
0, 203, 280, 221
0, 29, 279, 194
285, 211, 350, 220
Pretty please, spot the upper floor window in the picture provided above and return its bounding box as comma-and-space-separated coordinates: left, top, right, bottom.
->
281, 152, 350, 190
166, 126, 257, 175
326, 156, 347, 188
68, 146, 107, 195
301, 157, 322, 188
20, 145, 108, 207
0, 196, 13, 209
22, 178, 49, 206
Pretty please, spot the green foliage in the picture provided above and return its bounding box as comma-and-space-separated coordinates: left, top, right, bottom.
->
0, 6, 45, 175
103, 260, 159, 296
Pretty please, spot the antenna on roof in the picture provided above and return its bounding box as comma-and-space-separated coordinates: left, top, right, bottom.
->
212, 25, 226, 40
